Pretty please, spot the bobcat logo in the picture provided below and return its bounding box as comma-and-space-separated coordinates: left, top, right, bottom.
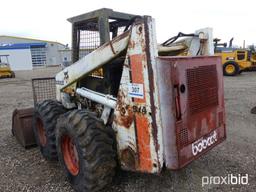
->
192, 131, 217, 156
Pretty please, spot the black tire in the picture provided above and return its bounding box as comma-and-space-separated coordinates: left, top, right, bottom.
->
11, 71, 15, 78
223, 61, 240, 76
56, 110, 116, 192
33, 100, 67, 161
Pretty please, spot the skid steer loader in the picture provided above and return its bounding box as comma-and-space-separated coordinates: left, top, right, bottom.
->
31, 8, 226, 192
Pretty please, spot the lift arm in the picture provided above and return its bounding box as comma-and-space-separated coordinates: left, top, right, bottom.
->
55, 30, 131, 92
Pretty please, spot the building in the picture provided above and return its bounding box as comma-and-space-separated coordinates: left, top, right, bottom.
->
0, 35, 71, 70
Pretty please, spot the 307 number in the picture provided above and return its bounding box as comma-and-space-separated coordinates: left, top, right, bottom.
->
132, 86, 140, 93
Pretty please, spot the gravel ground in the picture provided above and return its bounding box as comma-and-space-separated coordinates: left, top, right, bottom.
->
0, 68, 256, 192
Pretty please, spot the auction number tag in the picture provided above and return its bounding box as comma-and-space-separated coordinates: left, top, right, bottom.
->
128, 83, 144, 99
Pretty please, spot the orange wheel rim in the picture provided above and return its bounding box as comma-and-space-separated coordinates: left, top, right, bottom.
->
61, 135, 79, 176
36, 118, 47, 146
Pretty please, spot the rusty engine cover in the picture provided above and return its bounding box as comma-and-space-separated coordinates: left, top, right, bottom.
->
156, 56, 226, 170
12, 108, 36, 148
112, 18, 225, 174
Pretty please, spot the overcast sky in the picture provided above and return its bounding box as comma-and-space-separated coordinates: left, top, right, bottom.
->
0, 0, 254, 47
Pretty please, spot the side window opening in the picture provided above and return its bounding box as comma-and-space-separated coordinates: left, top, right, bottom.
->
237, 51, 245, 60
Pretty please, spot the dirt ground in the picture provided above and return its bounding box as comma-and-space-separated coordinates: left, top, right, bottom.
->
0, 67, 255, 192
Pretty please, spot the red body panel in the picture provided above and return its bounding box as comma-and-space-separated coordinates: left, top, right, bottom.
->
156, 56, 226, 170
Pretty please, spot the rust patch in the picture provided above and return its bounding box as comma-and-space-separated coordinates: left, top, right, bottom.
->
128, 40, 136, 49
136, 26, 143, 35
114, 91, 134, 129
120, 147, 137, 170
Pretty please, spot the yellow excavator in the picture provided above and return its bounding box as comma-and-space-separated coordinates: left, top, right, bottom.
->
0, 55, 15, 78
214, 38, 256, 76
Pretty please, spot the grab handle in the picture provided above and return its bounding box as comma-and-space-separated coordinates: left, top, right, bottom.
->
174, 84, 182, 121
